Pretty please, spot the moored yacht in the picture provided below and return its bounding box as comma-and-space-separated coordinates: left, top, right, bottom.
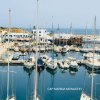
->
80, 48, 93, 53
46, 59, 58, 70
37, 58, 44, 70
85, 58, 100, 69
23, 56, 35, 69
40, 55, 49, 63
61, 45, 69, 53
83, 52, 100, 59
9, 96, 16, 100
80, 91, 93, 100
58, 60, 69, 69
68, 57, 78, 69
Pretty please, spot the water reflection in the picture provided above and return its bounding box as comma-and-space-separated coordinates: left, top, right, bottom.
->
46, 68, 57, 75
84, 65, 100, 75
69, 67, 78, 76
23, 67, 34, 76
0, 72, 6, 100
26, 74, 32, 100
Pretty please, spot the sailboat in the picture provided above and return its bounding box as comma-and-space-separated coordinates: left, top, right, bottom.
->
83, 20, 100, 70
23, 33, 35, 69
6, 9, 16, 100
80, 16, 97, 100
80, 25, 93, 53
46, 16, 57, 70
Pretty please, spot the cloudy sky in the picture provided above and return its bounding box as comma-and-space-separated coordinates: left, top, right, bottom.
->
0, 0, 100, 28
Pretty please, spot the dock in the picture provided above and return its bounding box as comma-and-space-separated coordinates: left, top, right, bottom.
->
0, 60, 24, 66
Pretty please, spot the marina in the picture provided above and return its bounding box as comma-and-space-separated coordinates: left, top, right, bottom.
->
0, 24, 100, 100
0, 0, 100, 100
0, 50, 100, 100
0, 21, 100, 100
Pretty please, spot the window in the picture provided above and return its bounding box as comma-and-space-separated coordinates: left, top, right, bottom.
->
34, 31, 36, 33
10, 35, 12, 37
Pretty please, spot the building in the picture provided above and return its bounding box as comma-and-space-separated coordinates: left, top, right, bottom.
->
54, 32, 83, 46
32, 29, 52, 44
0, 30, 7, 42
0, 28, 32, 42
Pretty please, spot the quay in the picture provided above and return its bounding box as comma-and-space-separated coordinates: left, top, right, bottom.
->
0, 42, 14, 57
0, 60, 24, 66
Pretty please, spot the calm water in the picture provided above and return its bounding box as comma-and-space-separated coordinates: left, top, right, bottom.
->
0, 51, 100, 100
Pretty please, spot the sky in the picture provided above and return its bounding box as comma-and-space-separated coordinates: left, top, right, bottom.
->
0, 0, 100, 28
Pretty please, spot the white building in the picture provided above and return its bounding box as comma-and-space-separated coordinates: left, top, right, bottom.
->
0, 28, 32, 42
5, 32, 31, 41
54, 33, 73, 39
0, 30, 7, 42
32, 29, 52, 44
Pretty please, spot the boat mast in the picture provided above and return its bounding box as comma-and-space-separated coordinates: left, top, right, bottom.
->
57, 24, 60, 45
90, 16, 96, 100
85, 23, 88, 48
52, 16, 54, 58
7, 8, 11, 100
57, 24, 60, 38
34, 0, 39, 99
70, 23, 72, 36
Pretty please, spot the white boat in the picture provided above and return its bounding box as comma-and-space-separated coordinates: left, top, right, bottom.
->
20, 52, 27, 56
70, 60, 78, 68
19, 46, 28, 53
86, 37, 100, 43
14, 47, 19, 52
80, 91, 93, 100
95, 47, 100, 53
33, 97, 39, 100
85, 58, 100, 69
61, 46, 69, 53
68, 57, 78, 69
46, 59, 57, 70
80, 48, 93, 53
24, 61, 34, 69
69, 45, 80, 52
67, 57, 76, 61
39, 47, 45, 52
58, 60, 69, 69
40, 55, 49, 63
24, 56, 35, 69
12, 53, 20, 60
9, 96, 16, 100
83, 52, 100, 59
54, 46, 61, 53
6, 95, 16, 100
